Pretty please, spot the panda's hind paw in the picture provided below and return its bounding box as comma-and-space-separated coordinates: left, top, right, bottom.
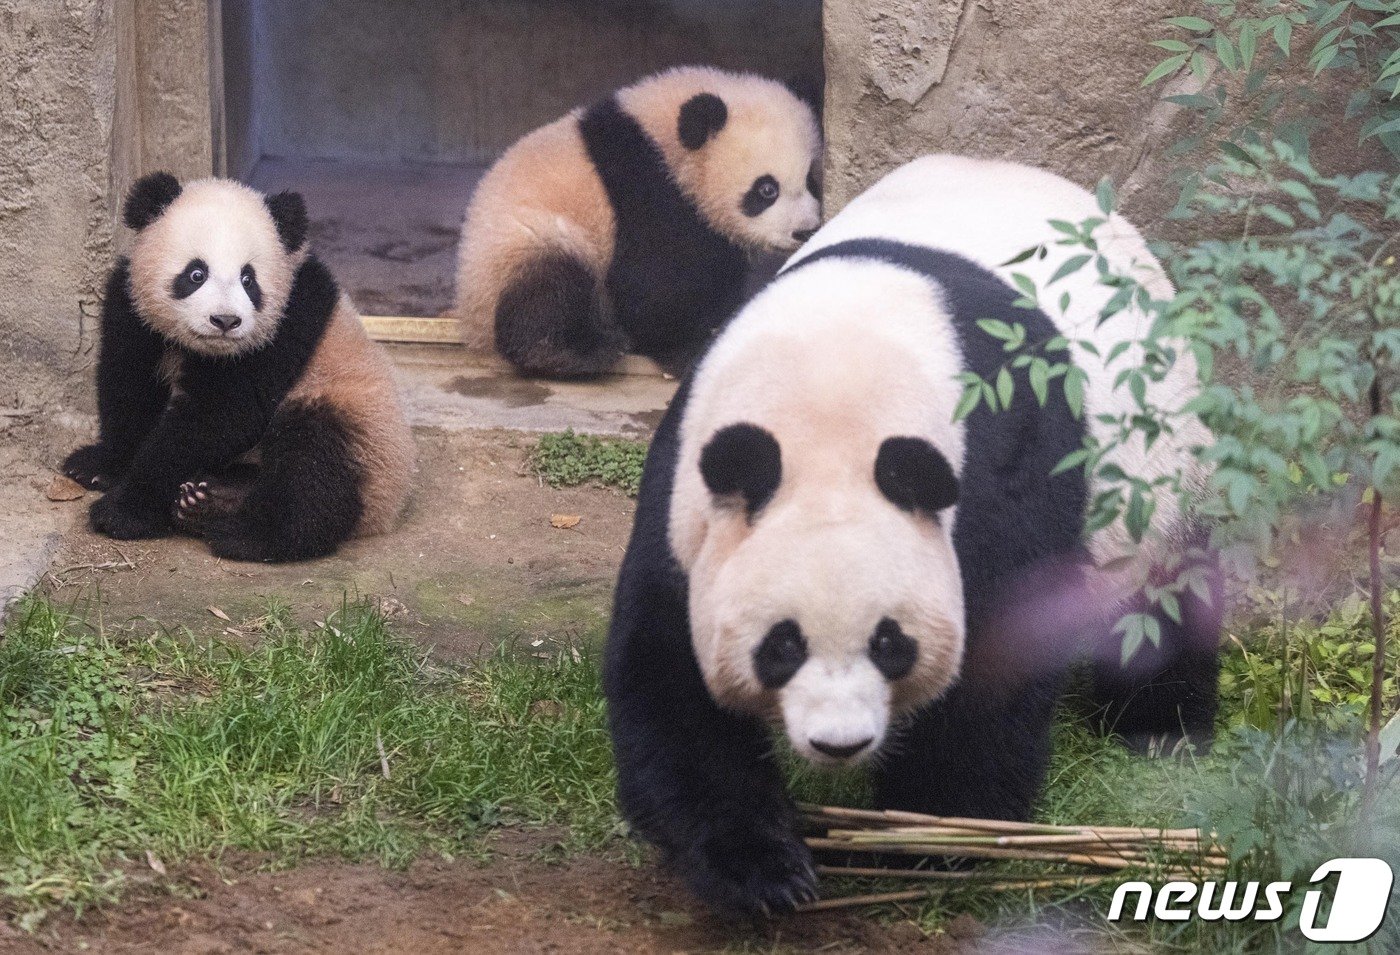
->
173, 480, 239, 535
680, 818, 817, 917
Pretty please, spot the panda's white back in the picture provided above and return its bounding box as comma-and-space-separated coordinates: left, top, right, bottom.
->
787, 155, 1208, 564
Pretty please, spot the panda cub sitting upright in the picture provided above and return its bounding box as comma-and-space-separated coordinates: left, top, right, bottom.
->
605, 155, 1221, 913
63, 173, 414, 562
455, 66, 822, 377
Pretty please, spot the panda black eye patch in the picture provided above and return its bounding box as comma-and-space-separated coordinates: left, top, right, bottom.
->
875, 436, 960, 516
699, 422, 781, 516
171, 259, 209, 300
741, 175, 781, 217
754, 620, 807, 689
868, 618, 918, 681
241, 264, 263, 311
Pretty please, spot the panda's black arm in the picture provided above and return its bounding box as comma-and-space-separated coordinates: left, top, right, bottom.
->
88, 386, 275, 540
604, 405, 815, 914
63, 259, 172, 488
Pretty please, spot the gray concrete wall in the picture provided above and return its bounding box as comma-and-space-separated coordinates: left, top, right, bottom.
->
821, 0, 1198, 225
239, 0, 821, 167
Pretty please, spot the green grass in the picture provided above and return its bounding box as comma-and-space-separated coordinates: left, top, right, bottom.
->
528, 430, 648, 497
0, 597, 616, 928
3, 592, 1398, 950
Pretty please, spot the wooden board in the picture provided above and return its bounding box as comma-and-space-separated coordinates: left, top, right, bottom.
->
360, 315, 461, 345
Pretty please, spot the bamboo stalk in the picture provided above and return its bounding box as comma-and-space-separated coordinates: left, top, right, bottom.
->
795, 875, 1118, 912
805, 837, 1155, 869
797, 804, 1208, 841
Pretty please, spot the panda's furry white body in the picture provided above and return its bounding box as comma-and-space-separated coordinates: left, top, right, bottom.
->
786, 154, 1209, 566
605, 155, 1220, 915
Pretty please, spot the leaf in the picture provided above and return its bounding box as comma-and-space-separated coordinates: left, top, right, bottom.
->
1030, 360, 1050, 406
1096, 177, 1116, 216
952, 383, 982, 422
549, 514, 581, 529
145, 850, 167, 877
1049, 254, 1093, 286
1274, 18, 1292, 55
1165, 15, 1213, 32
996, 368, 1014, 409
44, 475, 86, 502
207, 606, 231, 622
1143, 53, 1189, 86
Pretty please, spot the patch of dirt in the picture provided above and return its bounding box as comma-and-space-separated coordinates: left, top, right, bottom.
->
41, 428, 635, 660
18, 833, 964, 954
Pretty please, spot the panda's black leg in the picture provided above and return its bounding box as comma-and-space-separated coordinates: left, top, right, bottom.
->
494, 253, 626, 377
199, 403, 364, 563
606, 546, 814, 915
1087, 571, 1222, 755
874, 673, 1064, 823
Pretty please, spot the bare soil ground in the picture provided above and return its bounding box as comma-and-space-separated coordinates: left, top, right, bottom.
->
8, 832, 968, 954
40, 428, 635, 661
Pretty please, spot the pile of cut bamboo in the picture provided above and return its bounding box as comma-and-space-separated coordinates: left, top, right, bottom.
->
797, 803, 1227, 912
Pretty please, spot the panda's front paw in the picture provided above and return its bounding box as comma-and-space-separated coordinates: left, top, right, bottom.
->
679, 817, 817, 916
63, 444, 120, 491
90, 492, 171, 540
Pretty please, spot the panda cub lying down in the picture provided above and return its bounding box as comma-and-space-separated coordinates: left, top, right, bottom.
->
64, 173, 414, 563
604, 155, 1221, 914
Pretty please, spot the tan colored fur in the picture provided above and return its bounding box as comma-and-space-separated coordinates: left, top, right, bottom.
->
286, 296, 414, 535
454, 113, 615, 352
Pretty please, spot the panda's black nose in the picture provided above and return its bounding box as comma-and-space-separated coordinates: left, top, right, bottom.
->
209, 314, 242, 332
792, 228, 816, 243
810, 737, 873, 760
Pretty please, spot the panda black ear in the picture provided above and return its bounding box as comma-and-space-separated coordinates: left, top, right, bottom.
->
123, 172, 182, 231
700, 423, 781, 516
875, 437, 959, 516
265, 190, 309, 252
678, 93, 728, 150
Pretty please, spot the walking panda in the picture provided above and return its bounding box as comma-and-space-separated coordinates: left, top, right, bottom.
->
63, 173, 414, 562
454, 66, 822, 377
604, 155, 1221, 913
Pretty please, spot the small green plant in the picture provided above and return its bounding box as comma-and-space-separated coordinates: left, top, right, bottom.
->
1222, 589, 1400, 731
528, 430, 648, 497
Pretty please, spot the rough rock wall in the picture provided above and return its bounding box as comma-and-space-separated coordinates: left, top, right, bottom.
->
0, 1, 118, 410
822, 0, 1191, 224
0, 0, 215, 419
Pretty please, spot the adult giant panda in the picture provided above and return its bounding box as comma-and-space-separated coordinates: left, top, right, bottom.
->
454, 66, 822, 377
604, 155, 1220, 913
63, 173, 414, 562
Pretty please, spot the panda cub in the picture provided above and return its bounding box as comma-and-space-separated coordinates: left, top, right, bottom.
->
605, 155, 1221, 913
455, 66, 822, 377
63, 173, 414, 563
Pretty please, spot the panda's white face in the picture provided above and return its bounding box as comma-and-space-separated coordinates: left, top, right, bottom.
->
128, 180, 298, 357
670, 266, 971, 765
625, 70, 823, 254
